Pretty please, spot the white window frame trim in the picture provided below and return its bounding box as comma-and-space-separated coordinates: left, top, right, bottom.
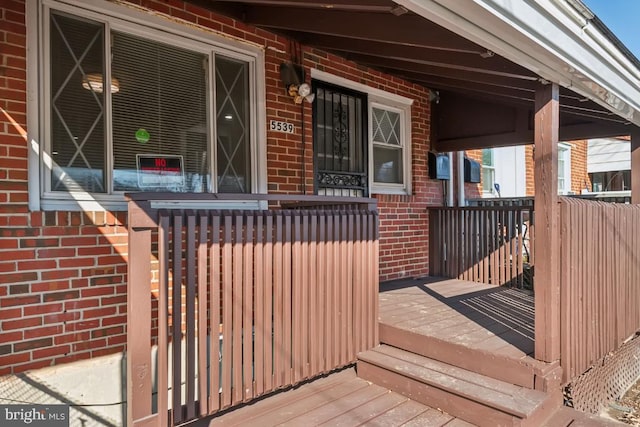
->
481, 148, 495, 197
27, 0, 267, 211
369, 102, 409, 193
310, 68, 413, 195
558, 142, 572, 195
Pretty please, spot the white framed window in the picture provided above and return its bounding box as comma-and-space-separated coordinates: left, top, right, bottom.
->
370, 103, 408, 193
28, 0, 266, 211
481, 149, 495, 196
310, 69, 413, 195
558, 142, 572, 194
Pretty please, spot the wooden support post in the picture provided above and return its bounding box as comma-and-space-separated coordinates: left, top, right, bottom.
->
632, 127, 640, 204
534, 83, 561, 363
127, 219, 154, 426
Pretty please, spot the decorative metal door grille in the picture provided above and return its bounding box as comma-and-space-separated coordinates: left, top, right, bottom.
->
313, 81, 367, 196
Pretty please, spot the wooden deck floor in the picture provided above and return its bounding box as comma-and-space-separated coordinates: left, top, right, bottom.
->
379, 277, 535, 359
204, 368, 472, 427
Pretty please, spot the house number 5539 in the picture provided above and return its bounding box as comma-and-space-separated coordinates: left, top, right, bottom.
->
269, 120, 295, 134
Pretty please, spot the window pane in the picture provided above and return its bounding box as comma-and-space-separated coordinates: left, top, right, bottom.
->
373, 146, 403, 184
216, 56, 250, 193
372, 107, 400, 146
50, 12, 105, 193
482, 149, 493, 166
482, 167, 495, 193
111, 32, 208, 192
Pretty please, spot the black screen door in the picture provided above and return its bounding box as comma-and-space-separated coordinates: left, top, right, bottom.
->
312, 81, 368, 196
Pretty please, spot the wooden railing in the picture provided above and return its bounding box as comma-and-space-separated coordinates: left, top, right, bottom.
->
429, 205, 534, 288
559, 198, 640, 383
126, 194, 379, 427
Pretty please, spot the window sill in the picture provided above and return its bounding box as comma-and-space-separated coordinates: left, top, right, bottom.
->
40, 194, 267, 212
371, 185, 411, 196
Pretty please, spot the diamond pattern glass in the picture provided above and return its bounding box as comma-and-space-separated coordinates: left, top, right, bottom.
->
50, 12, 105, 192
372, 107, 400, 146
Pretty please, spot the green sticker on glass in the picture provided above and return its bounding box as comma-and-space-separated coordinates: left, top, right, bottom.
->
135, 128, 150, 143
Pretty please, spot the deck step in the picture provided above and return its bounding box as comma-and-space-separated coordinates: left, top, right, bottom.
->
379, 322, 556, 389
357, 344, 559, 427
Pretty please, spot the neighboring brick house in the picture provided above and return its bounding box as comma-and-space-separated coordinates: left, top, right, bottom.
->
0, 0, 449, 376
466, 139, 591, 199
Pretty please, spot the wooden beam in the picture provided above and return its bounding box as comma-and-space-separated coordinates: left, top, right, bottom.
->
211, 0, 395, 12
305, 34, 534, 77
435, 130, 532, 152
434, 120, 631, 151
534, 83, 561, 363
632, 127, 640, 203
349, 52, 538, 82
558, 121, 630, 140
243, 6, 483, 53
395, 74, 535, 103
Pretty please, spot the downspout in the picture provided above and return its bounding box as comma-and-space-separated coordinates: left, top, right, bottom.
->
457, 151, 465, 206
447, 152, 454, 206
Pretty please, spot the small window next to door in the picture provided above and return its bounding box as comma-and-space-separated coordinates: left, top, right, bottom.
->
313, 81, 368, 197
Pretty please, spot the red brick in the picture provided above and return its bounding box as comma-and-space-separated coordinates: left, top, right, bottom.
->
37, 247, 75, 258
0, 331, 23, 343
31, 280, 70, 292
14, 360, 53, 372
91, 326, 123, 339
2, 316, 42, 330
24, 325, 63, 339
0, 353, 30, 367
32, 344, 70, 360
73, 338, 106, 352
1, 294, 40, 307
43, 290, 80, 302
83, 306, 117, 319
65, 319, 100, 332
54, 331, 90, 345
0, 261, 16, 272
0, 307, 21, 320
44, 312, 80, 324
17, 259, 57, 270
102, 314, 127, 326
108, 334, 127, 346
41, 269, 79, 280
23, 302, 63, 316
64, 298, 99, 311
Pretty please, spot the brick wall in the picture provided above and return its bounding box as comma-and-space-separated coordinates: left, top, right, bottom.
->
464, 150, 483, 199
0, 0, 441, 375
525, 145, 535, 196
570, 139, 591, 193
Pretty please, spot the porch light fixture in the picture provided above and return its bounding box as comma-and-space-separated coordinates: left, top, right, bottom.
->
280, 62, 315, 104
82, 73, 120, 94
288, 82, 315, 104
428, 89, 440, 104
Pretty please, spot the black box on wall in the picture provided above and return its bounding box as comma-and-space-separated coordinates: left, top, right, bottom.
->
428, 152, 450, 180
464, 158, 481, 183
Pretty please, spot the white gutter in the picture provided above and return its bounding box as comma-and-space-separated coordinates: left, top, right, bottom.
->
447, 152, 454, 206
457, 151, 465, 206
395, 0, 640, 126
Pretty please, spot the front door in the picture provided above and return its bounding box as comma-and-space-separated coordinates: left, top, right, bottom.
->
312, 81, 368, 196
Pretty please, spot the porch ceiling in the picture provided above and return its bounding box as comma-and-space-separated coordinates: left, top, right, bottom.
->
200, 0, 635, 150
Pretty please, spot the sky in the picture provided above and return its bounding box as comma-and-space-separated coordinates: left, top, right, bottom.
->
582, 0, 640, 60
